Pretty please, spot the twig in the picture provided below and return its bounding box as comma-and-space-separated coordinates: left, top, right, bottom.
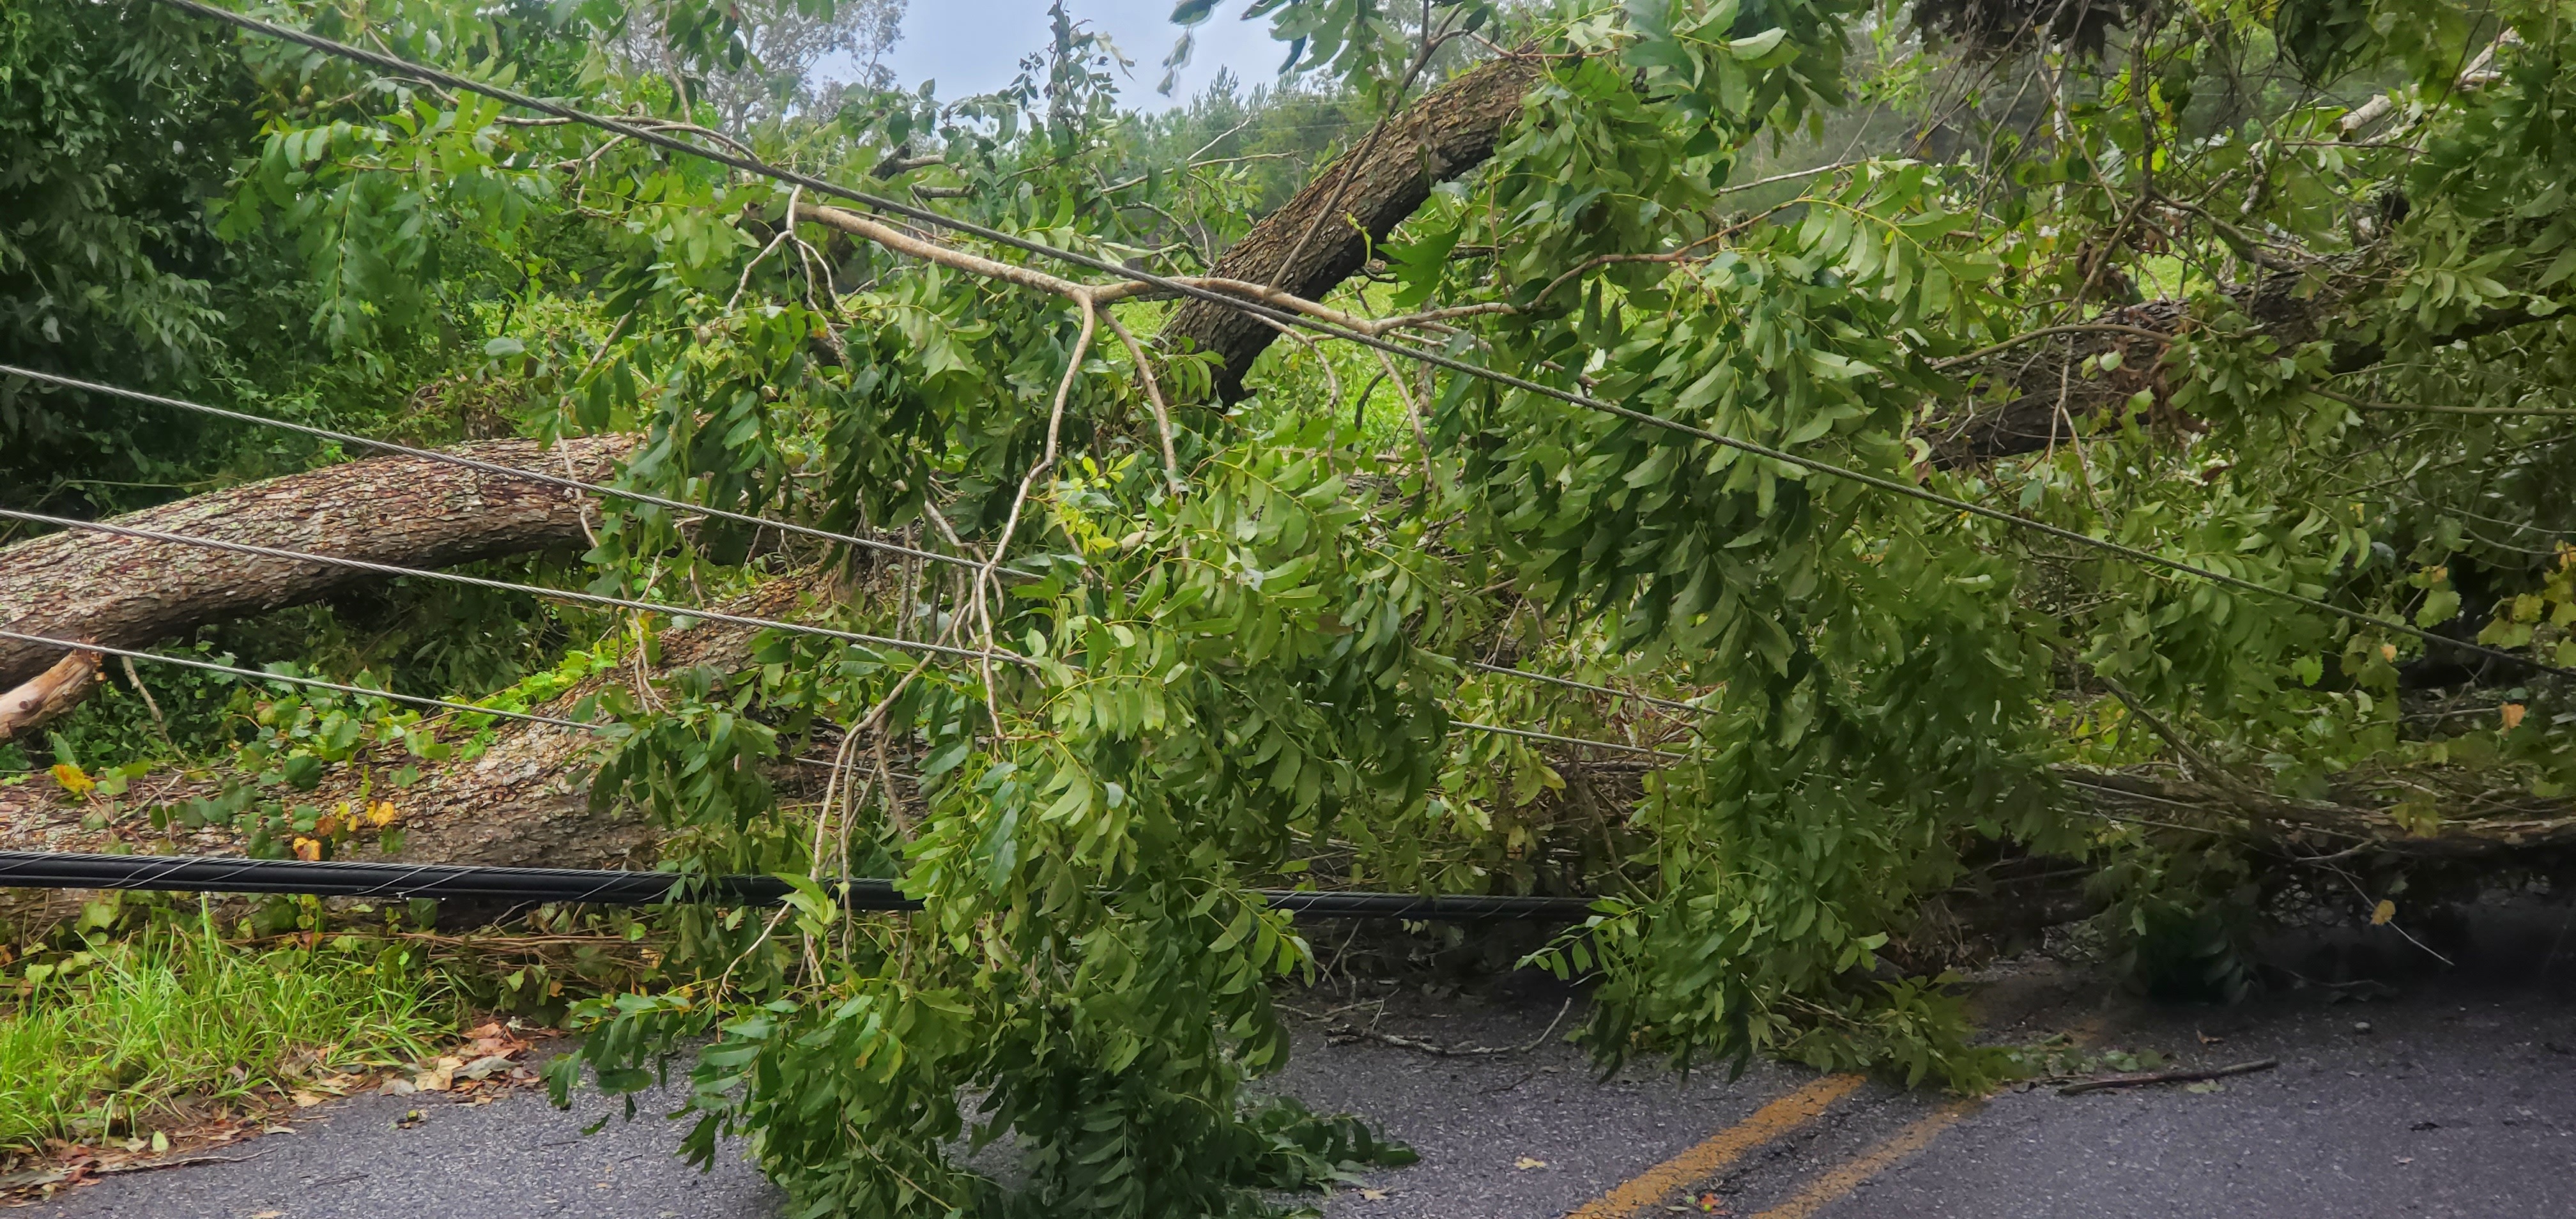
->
2058, 1058, 2277, 1095
1324, 996, 1574, 1057
1103, 311, 1184, 493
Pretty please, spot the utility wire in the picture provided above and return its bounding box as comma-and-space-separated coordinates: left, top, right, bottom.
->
0, 362, 1008, 578
1466, 659, 1703, 714
1456, 718, 1684, 759
0, 850, 1600, 920
0, 367, 1720, 712
0, 629, 597, 730
146, 0, 2576, 684
3, 539, 1679, 758
0, 507, 1020, 668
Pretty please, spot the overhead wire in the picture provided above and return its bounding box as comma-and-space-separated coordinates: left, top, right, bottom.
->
0, 521, 1683, 759
0, 629, 598, 730
0, 507, 1020, 668
141, 0, 2576, 684
0, 362, 1011, 578
4, 371, 1731, 716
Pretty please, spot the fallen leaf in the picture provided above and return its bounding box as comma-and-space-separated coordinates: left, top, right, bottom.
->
49, 763, 94, 798
2371, 900, 2396, 926
1513, 1156, 1547, 1170
291, 837, 321, 862
1360, 1188, 1391, 1201
288, 1091, 324, 1108
251, 1212, 285, 1218
455, 1054, 518, 1082
411, 1066, 452, 1092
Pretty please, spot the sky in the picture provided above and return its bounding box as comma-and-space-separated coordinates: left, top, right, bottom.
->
861, 0, 1294, 109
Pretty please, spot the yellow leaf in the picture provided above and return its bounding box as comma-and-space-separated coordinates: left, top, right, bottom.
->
292, 837, 321, 862
367, 799, 399, 827
1513, 1156, 1548, 1170
2380, 643, 2399, 662
2502, 703, 2527, 730
2371, 900, 2396, 926
49, 763, 95, 798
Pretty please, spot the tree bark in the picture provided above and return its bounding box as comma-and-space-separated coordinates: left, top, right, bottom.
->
0, 434, 634, 690
1162, 53, 1548, 399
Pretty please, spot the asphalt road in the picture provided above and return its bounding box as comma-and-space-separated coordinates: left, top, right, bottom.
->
29, 930, 2576, 1218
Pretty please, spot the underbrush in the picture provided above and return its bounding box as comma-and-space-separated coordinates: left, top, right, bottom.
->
0, 910, 454, 1153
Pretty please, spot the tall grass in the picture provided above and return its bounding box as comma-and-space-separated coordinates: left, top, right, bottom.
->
0, 911, 455, 1151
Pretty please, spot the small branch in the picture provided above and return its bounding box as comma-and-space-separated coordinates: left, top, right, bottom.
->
871, 152, 946, 178
1713, 160, 1861, 197
2058, 1058, 2278, 1096
1103, 311, 1185, 493
1324, 997, 1573, 1057
0, 645, 102, 740
795, 204, 1090, 299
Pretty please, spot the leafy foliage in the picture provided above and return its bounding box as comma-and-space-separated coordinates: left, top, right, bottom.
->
16, 0, 2576, 1213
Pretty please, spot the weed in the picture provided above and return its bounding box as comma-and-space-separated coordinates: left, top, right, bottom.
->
0, 906, 454, 1151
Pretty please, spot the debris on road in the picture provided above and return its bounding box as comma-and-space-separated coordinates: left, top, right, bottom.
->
2058, 1058, 2280, 1096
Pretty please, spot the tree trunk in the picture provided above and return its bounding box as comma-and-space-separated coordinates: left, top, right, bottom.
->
1161, 53, 1548, 399
0, 434, 634, 690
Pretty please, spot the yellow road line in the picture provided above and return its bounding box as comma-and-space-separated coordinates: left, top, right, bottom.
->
1747, 1100, 1979, 1219
1565, 1073, 1866, 1219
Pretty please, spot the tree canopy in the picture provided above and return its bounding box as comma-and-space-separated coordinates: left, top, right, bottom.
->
9, 0, 2576, 1213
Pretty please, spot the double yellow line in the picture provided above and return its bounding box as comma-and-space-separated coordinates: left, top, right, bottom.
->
1564, 1073, 1976, 1219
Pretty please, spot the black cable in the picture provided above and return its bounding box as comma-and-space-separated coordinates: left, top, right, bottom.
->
144, 0, 2576, 684
0, 850, 1597, 921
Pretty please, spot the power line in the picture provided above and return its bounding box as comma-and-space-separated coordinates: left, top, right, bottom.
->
0, 629, 597, 730
0, 507, 1021, 668
0, 362, 1005, 578
1465, 660, 1703, 714
1455, 719, 1683, 759
0, 850, 1601, 921
6, 628, 1680, 770
146, 0, 2576, 684
0, 369, 1721, 711
4, 515, 1689, 757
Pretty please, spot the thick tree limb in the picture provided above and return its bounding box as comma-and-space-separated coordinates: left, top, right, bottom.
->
0, 434, 635, 690
1161, 53, 1549, 399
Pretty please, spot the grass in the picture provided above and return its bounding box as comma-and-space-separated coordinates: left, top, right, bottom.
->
0, 909, 456, 1152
